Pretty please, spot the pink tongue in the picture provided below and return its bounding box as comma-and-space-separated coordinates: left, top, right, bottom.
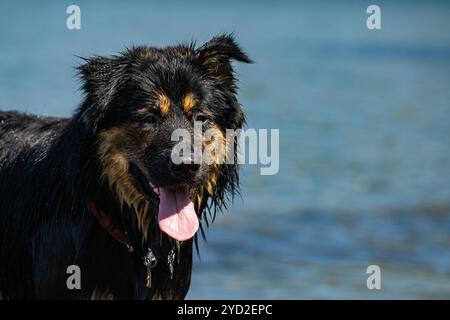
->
158, 187, 199, 241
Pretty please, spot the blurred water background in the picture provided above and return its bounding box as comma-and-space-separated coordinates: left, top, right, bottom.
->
0, 0, 449, 299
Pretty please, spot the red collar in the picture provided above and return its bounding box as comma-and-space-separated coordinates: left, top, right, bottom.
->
88, 203, 134, 252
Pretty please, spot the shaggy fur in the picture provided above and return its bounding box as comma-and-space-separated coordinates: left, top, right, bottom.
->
0, 34, 251, 299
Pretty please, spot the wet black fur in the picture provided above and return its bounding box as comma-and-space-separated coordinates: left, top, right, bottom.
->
0, 34, 251, 299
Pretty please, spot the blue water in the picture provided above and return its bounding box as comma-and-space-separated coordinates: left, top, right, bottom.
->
1, 1, 449, 299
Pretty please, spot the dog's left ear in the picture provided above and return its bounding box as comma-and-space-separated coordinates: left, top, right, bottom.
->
197, 34, 252, 64
197, 34, 252, 89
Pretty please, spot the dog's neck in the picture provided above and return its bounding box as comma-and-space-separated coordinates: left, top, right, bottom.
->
83, 190, 194, 299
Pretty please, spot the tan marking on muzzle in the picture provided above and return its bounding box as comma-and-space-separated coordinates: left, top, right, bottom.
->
98, 128, 151, 238
199, 124, 228, 197
202, 124, 227, 165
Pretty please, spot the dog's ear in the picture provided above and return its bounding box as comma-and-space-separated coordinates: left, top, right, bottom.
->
78, 56, 123, 105
197, 34, 252, 64
77, 56, 125, 133
197, 34, 252, 89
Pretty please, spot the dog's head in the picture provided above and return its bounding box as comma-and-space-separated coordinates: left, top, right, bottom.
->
77, 34, 251, 241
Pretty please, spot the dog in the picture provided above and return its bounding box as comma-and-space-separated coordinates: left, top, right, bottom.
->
0, 34, 251, 299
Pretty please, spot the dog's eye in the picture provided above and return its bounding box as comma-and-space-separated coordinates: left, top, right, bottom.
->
143, 113, 158, 124
194, 113, 209, 125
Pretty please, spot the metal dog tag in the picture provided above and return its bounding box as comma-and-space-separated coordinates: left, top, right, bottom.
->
143, 248, 157, 288
176, 241, 181, 264
168, 248, 175, 279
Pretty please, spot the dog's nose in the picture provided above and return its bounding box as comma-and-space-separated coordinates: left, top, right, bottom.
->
169, 157, 200, 176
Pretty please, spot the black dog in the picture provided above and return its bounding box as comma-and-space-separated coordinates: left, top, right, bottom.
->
0, 34, 251, 299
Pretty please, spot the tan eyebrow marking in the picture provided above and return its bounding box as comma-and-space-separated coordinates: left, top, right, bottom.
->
157, 93, 171, 117
182, 92, 196, 113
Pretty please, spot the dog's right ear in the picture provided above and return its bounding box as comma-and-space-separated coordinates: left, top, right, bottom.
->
77, 56, 125, 133
77, 56, 123, 105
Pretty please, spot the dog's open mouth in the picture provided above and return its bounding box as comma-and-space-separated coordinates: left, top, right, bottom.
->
129, 163, 199, 241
